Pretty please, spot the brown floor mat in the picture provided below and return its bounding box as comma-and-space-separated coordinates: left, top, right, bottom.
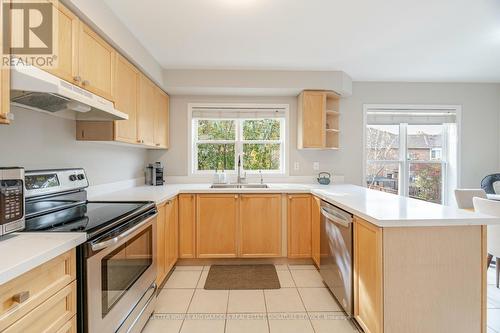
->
204, 264, 280, 290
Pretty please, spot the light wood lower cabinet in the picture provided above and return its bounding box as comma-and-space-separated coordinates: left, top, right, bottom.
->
311, 196, 321, 267
156, 203, 167, 285
353, 217, 383, 333
287, 194, 312, 258
179, 194, 196, 258
156, 198, 178, 285
196, 194, 238, 258
239, 194, 281, 257
353, 216, 485, 333
0, 250, 76, 333
166, 197, 179, 271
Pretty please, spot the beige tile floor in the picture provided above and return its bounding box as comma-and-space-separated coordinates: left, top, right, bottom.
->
144, 264, 500, 333
143, 264, 359, 333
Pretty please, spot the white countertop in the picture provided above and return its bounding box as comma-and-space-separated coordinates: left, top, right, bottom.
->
0, 232, 87, 285
90, 183, 500, 228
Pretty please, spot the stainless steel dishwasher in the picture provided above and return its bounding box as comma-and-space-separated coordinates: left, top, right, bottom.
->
319, 200, 354, 317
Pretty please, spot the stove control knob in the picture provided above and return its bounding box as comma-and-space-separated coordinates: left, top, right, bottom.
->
69, 175, 77, 181
77, 174, 85, 180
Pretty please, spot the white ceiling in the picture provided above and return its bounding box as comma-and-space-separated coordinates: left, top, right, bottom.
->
103, 0, 500, 82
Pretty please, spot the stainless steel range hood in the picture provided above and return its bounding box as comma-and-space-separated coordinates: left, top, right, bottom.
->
10, 64, 128, 121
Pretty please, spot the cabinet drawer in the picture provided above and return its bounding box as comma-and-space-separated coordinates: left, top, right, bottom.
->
55, 316, 77, 333
3, 281, 76, 333
0, 250, 76, 331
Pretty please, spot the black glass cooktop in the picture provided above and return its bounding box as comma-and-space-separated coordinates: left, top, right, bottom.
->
25, 201, 151, 236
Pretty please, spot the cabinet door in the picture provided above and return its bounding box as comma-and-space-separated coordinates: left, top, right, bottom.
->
354, 217, 383, 333
78, 22, 115, 101
179, 194, 196, 258
311, 196, 321, 267
154, 89, 169, 148
137, 75, 156, 146
167, 198, 178, 271
287, 195, 312, 258
155, 204, 167, 286
0, 1, 9, 125
44, 1, 79, 84
299, 91, 326, 148
197, 194, 238, 258
114, 54, 139, 143
239, 194, 281, 257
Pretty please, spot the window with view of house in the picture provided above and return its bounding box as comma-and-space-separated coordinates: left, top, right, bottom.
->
364, 106, 459, 204
190, 104, 288, 174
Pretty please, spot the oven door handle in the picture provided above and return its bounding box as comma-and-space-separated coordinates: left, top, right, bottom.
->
91, 214, 157, 252
321, 207, 352, 228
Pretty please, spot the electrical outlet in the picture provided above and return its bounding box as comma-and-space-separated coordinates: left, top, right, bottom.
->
294, 162, 300, 171
313, 162, 320, 171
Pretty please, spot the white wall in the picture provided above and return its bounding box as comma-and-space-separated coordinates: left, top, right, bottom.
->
150, 83, 500, 188
0, 107, 147, 186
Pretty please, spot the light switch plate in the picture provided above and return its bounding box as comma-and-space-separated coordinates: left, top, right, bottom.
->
294, 162, 300, 171
313, 162, 320, 171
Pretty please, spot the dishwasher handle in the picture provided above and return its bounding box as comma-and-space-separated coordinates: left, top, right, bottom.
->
321, 207, 352, 228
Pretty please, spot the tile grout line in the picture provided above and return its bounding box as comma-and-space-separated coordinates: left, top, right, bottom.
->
177, 267, 203, 333
263, 289, 271, 333
224, 289, 230, 333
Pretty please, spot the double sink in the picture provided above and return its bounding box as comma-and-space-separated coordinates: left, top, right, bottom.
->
210, 184, 269, 189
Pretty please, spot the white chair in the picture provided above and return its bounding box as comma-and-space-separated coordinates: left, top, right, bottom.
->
454, 189, 487, 209
473, 197, 500, 288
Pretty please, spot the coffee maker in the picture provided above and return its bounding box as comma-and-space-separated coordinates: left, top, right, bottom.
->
145, 162, 165, 186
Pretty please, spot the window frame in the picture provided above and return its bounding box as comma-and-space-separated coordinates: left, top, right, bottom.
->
363, 104, 462, 205
188, 103, 290, 176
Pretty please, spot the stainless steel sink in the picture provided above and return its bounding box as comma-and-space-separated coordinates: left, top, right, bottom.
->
210, 184, 269, 189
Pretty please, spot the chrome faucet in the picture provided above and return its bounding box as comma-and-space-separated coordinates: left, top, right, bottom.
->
237, 154, 246, 184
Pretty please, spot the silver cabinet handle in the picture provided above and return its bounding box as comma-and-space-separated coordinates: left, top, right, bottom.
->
321, 207, 351, 228
73, 76, 81, 83
91, 214, 157, 251
82, 80, 90, 86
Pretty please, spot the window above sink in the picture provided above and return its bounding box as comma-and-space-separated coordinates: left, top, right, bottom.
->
188, 103, 289, 176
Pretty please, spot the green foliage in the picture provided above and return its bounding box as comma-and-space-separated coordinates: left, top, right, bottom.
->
197, 143, 235, 171
198, 120, 235, 140
243, 119, 280, 140
243, 144, 280, 170
196, 119, 282, 171
410, 164, 442, 203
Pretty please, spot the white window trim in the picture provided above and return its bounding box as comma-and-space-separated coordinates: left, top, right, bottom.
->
187, 103, 290, 176
362, 104, 462, 205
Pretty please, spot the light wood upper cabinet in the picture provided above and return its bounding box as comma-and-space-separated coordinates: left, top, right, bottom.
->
179, 194, 196, 259
298, 90, 340, 149
78, 22, 115, 101
287, 194, 312, 258
311, 196, 321, 267
154, 89, 170, 148
114, 54, 139, 144
196, 194, 238, 258
44, 1, 79, 84
354, 217, 383, 333
137, 74, 157, 146
0, 0, 9, 125
239, 194, 281, 257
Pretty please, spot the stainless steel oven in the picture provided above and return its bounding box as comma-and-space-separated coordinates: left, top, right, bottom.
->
319, 200, 354, 317
85, 210, 157, 333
